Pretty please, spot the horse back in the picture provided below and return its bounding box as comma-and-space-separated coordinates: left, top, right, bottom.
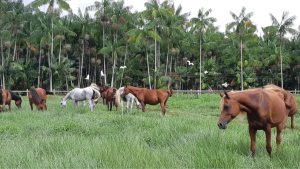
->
0, 89, 12, 104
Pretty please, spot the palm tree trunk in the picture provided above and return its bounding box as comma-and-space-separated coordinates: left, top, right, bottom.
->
38, 45, 41, 87
50, 19, 54, 91
59, 40, 62, 63
120, 42, 127, 87
165, 42, 169, 76
154, 26, 157, 89
280, 41, 283, 88
1, 38, 5, 89
103, 23, 107, 85
80, 40, 84, 88
13, 34, 17, 61
199, 35, 202, 94
146, 47, 151, 90
240, 39, 243, 90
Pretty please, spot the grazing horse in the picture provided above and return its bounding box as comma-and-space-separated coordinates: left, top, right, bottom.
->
61, 86, 100, 111
0, 89, 12, 112
9, 91, 22, 108
115, 87, 140, 115
122, 85, 173, 115
28, 87, 54, 111
218, 89, 288, 157
101, 85, 118, 111
264, 84, 298, 132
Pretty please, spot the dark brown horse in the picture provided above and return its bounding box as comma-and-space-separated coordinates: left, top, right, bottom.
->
264, 84, 298, 131
99, 85, 108, 105
9, 91, 22, 108
28, 87, 54, 111
100, 85, 117, 111
122, 85, 173, 115
0, 89, 12, 112
218, 89, 288, 157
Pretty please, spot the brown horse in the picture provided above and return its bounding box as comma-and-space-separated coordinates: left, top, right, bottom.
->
122, 85, 173, 115
264, 84, 298, 131
218, 88, 288, 157
28, 87, 54, 111
99, 85, 108, 105
9, 91, 22, 108
0, 89, 12, 112
100, 85, 117, 111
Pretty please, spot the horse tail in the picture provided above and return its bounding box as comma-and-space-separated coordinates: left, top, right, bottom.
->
91, 88, 101, 102
115, 87, 123, 107
44, 90, 54, 95
30, 87, 42, 104
264, 84, 292, 109
168, 87, 173, 97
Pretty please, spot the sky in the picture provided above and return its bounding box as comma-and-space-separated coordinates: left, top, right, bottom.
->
23, 0, 300, 36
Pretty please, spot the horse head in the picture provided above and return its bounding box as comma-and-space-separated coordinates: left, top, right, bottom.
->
61, 98, 67, 108
217, 90, 241, 129
123, 85, 130, 96
15, 99, 22, 108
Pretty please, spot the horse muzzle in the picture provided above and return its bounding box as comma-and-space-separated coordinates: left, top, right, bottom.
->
217, 121, 227, 129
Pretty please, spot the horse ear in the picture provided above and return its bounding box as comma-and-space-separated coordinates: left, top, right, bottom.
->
224, 90, 230, 99
219, 92, 224, 97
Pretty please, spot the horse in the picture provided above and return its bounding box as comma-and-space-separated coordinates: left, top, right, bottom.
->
115, 87, 140, 115
263, 84, 298, 132
122, 85, 173, 115
99, 85, 108, 105
28, 87, 54, 111
61, 85, 100, 111
9, 91, 22, 108
218, 88, 288, 157
0, 89, 12, 112
101, 85, 118, 111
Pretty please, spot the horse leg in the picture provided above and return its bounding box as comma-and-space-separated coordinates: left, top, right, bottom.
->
141, 102, 146, 112
160, 102, 166, 115
29, 101, 33, 111
121, 100, 124, 115
72, 100, 76, 109
276, 124, 283, 150
130, 99, 134, 113
265, 125, 272, 157
87, 99, 94, 111
291, 115, 295, 132
249, 127, 257, 158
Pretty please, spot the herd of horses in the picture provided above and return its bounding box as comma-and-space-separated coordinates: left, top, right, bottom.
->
0, 83, 298, 158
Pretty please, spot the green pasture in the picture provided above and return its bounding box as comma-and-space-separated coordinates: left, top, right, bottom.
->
0, 94, 299, 168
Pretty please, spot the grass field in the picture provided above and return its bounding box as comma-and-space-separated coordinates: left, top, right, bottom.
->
0, 93, 299, 168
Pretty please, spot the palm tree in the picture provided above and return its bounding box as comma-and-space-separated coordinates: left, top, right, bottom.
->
269, 11, 297, 88
226, 7, 253, 90
30, 0, 72, 91
191, 8, 216, 93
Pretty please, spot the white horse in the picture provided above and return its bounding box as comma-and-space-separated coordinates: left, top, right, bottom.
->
115, 87, 140, 115
61, 86, 100, 111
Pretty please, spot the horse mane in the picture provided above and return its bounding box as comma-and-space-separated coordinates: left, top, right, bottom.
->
9, 91, 21, 101
30, 87, 43, 104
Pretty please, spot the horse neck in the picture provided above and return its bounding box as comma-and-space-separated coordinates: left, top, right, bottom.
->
63, 91, 72, 101
10, 92, 21, 101
128, 86, 140, 96
230, 89, 261, 111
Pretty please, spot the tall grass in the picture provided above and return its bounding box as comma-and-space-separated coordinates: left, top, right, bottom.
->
0, 94, 299, 168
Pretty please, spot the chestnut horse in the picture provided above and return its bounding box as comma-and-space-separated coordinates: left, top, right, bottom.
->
218, 89, 288, 157
28, 87, 54, 111
99, 85, 107, 105
264, 84, 298, 131
100, 85, 117, 111
9, 91, 22, 108
122, 85, 173, 115
0, 89, 12, 112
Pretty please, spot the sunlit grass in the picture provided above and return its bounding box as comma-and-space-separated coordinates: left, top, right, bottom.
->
0, 94, 299, 168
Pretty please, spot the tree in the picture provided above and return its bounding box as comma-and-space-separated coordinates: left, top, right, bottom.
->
226, 7, 253, 90
269, 11, 297, 88
191, 8, 216, 93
